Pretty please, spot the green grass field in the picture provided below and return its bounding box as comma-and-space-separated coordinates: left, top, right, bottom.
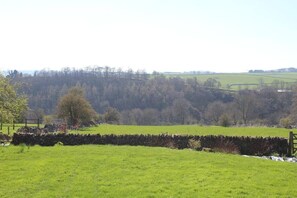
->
75, 124, 291, 138
1, 124, 291, 138
0, 145, 296, 197
165, 72, 297, 89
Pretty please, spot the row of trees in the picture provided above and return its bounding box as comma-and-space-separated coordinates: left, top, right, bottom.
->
6, 67, 297, 127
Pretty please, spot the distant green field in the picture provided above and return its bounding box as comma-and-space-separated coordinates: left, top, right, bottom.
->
165, 72, 297, 89
0, 145, 296, 197
74, 124, 291, 138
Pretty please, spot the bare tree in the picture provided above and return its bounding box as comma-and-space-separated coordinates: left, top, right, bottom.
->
205, 101, 226, 124
234, 90, 256, 124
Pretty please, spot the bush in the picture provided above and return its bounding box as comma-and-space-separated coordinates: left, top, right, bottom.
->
279, 117, 293, 129
219, 114, 230, 127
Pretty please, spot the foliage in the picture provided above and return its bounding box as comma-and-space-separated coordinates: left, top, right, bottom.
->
0, 145, 297, 197
9, 68, 296, 126
0, 74, 27, 123
279, 117, 293, 129
219, 114, 231, 127
57, 87, 97, 126
104, 107, 120, 124
43, 115, 55, 125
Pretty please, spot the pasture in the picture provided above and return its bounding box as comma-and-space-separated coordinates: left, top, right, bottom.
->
165, 72, 297, 89
0, 145, 296, 197
75, 124, 291, 138
1, 124, 291, 138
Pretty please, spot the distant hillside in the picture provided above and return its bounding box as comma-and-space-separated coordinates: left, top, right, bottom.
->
249, 67, 297, 73
164, 72, 297, 90
6, 67, 296, 127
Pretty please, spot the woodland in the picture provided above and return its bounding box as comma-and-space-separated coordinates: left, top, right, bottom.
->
5, 67, 297, 127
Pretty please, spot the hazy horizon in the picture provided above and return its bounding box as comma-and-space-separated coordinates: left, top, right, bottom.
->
1, 0, 297, 73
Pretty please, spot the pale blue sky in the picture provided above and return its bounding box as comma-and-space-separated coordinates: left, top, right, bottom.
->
0, 0, 296, 73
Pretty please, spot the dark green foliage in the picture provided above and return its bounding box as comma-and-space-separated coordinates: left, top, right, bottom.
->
219, 114, 230, 127
57, 87, 97, 126
12, 133, 288, 156
104, 107, 120, 124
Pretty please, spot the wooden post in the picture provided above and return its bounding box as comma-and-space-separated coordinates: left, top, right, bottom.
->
288, 131, 293, 157
8, 126, 10, 135
13, 120, 15, 130
25, 119, 27, 127
37, 119, 40, 128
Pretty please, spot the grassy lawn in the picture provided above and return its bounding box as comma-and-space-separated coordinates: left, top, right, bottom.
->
0, 145, 296, 197
75, 124, 291, 138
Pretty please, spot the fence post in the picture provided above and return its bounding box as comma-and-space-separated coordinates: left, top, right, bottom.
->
13, 121, 15, 130
37, 119, 40, 128
8, 126, 10, 135
288, 131, 293, 157
25, 119, 27, 127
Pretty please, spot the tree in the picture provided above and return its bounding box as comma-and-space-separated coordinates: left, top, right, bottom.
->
289, 87, 297, 124
57, 87, 97, 126
0, 74, 27, 123
104, 107, 120, 124
172, 98, 191, 124
234, 90, 256, 124
205, 101, 226, 124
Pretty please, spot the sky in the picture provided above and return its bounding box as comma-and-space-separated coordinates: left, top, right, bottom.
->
0, 0, 297, 73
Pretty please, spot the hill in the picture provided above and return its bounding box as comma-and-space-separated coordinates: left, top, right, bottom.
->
164, 72, 297, 90
7, 68, 296, 126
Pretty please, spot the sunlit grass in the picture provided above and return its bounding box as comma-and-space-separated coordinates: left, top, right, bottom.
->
0, 145, 295, 197
74, 124, 291, 138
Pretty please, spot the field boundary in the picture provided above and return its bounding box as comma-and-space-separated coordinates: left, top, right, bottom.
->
12, 133, 288, 156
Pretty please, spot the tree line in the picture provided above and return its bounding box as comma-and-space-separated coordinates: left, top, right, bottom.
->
6, 67, 297, 127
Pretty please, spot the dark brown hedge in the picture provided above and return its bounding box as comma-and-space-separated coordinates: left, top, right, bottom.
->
11, 133, 288, 156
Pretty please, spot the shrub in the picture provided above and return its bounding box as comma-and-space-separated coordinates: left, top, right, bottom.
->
279, 117, 293, 129
219, 114, 230, 127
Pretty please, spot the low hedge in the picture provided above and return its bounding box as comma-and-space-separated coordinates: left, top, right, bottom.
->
11, 133, 288, 156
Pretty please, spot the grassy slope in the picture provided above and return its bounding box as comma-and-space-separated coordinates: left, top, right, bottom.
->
75, 125, 291, 138
0, 145, 296, 197
166, 72, 297, 89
